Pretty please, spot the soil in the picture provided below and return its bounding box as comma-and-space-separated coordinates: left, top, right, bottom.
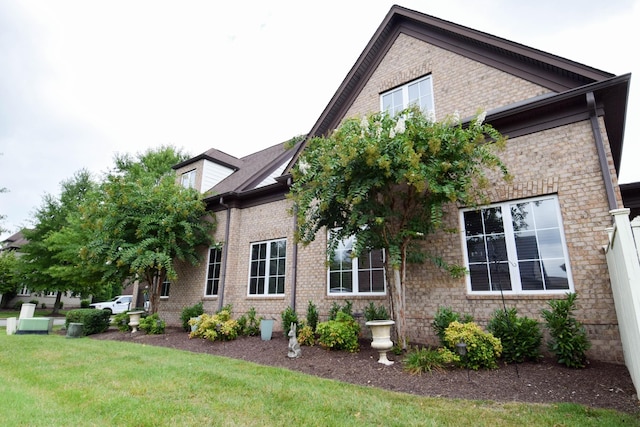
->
88, 326, 640, 415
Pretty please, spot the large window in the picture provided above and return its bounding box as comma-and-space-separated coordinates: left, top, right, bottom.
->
205, 247, 222, 296
248, 239, 286, 296
381, 75, 434, 116
461, 196, 573, 294
328, 235, 386, 295
181, 170, 196, 189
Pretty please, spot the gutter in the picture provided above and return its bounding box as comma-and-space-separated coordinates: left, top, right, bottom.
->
289, 177, 298, 311
587, 91, 618, 211
217, 196, 232, 311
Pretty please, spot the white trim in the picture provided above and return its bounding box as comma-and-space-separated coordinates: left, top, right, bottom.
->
380, 75, 435, 116
204, 246, 222, 297
247, 238, 287, 296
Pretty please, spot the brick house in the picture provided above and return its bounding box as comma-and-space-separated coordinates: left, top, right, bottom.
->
162, 5, 632, 363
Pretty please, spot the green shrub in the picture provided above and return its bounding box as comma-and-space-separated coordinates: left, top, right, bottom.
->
403, 346, 458, 375
29, 299, 39, 306
189, 309, 239, 342
444, 321, 502, 370
139, 313, 165, 335
80, 299, 91, 308
65, 309, 111, 336
40, 303, 46, 309
113, 312, 131, 332
363, 302, 389, 321
12, 301, 23, 310
541, 293, 591, 368
55, 301, 64, 310
281, 306, 299, 338
432, 306, 473, 346
487, 308, 542, 363
180, 302, 204, 332
306, 300, 319, 331
316, 311, 360, 352
238, 307, 262, 336
297, 324, 316, 346
328, 300, 353, 320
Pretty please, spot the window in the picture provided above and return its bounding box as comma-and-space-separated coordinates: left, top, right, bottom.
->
181, 169, 196, 189
18, 285, 29, 296
205, 247, 222, 296
248, 239, 286, 296
381, 75, 434, 116
461, 196, 573, 294
328, 235, 386, 295
161, 279, 170, 298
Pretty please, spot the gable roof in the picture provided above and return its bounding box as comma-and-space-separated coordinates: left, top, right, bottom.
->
286, 4, 629, 175
1, 230, 28, 252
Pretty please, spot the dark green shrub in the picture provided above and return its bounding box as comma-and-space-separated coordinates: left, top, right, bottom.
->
189, 309, 239, 342
55, 301, 64, 310
403, 346, 458, 375
328, 300, 353, 320
487, 308, 542, 363
541, 293, 591, 368
238, 307, 262, 336
139, 313, 165, 335
113, 312, 131, 332
432, 306, 473, 346
29, 299, 39, 305
40, 303, 46, 309
316, 311, 360, 352
306, 300, 319, 331
13, 301, 23, 310
65, 309, 111, 336
281, 306, 299, 338
80, 299, 91, 308
363, 302, 389, 321
180, 302, 204, 332
444, 321, 502, 370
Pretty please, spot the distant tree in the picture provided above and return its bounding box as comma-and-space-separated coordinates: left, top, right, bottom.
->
83, 146, 216, 313
0, 251, 21, 306
290, 107, 510, 348
20, 170, 102, 313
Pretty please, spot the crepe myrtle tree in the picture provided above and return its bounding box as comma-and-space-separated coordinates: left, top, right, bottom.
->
83, 147, 217, 314
289, 106, 510, 349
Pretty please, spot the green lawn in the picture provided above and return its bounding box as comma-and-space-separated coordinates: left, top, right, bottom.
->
0, 333, 637, 427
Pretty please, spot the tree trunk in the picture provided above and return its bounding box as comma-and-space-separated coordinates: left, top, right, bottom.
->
147, 269, 165, 315
391, 266, 408, 350
52, 291, 63, 315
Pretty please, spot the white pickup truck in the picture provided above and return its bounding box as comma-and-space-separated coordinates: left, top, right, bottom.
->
89, 295, 132, 314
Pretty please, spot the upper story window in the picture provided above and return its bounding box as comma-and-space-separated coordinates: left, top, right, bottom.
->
328, 234, 386, 295
381, 75, 434, 116
161, 279, 170, 298
461, 195, 573, 295
205, 247, 222, 296
181, 170, 196, 189
248, 239, 286, 296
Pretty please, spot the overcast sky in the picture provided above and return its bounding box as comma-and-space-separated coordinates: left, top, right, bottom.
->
1, 0, 638, 240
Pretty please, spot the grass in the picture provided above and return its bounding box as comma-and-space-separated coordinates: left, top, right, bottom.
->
0, 308, 68, 318
0, 333, 637, 427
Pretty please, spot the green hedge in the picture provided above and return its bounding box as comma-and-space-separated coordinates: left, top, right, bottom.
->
65, 309, 111, 336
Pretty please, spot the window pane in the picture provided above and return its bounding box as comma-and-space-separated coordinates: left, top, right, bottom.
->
488, 263, 512, 291
514, 231, 539, 260
358, 271, 371, 293
532, 199, 559, 229
486, 235, 507, 262
370, 249, 384, 268
371, 270, 385, 292
466, 236, 486, 262
512, 202, 533, 231
469, 264, 490, 291
464, 210, 484, 236
537, 229, 564, 259
541, 259, 569, 290
519, 261, 544, 290
483, 207, 504, 234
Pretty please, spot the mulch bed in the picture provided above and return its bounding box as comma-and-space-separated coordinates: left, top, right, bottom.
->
89, 326, 640, 415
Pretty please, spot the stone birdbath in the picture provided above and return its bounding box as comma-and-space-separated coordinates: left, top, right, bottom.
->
128, 311, 145, 333
365, 319, 395, 365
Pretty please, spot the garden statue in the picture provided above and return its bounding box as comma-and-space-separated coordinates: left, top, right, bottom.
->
287, 323, 301, 358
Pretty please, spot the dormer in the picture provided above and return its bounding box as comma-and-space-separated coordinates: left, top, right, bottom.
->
172, 149, 242, 194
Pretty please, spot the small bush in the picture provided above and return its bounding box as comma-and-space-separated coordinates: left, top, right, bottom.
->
238, 307, 262, 336
281, 306, 299, 338
55, 301, 64, 310
40, 303, 46, 309
403, 347, 458, 375
328, 300, 353, 320
139, 313, 165, 335
189, 309, 239, 342
80, 299, 91, 308
432, 306, 473, 346
306, 300, 319, 331
363, 302, 389, 321
65, 309, 111, 336
316, 311, 360, 352
13, 301, 23, 310
444, 321, 502, 370
180, 302, 204, 332
113, 312, 131, 332
297, 324, 316, 346
541, 293, 591, 368
487, 308, 542, 363
29, 299, 39, 306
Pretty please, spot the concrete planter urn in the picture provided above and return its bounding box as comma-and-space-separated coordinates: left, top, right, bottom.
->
128, 311, 144, 333
365, 320, 395, 366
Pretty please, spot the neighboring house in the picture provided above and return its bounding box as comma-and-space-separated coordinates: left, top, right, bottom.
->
162, 5, 632, 363
0, 230, 83, 309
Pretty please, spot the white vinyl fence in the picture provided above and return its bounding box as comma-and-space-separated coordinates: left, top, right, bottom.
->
604, 209, 640, 400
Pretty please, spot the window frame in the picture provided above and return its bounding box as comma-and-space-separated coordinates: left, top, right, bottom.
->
460, 195, 574, 295
247, 238, 287, 297
160, 279, 170, 299
380, 75, 435, 116
326, 233, 387, 296
180, 169, 196, 189
204, 246, 222, 297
